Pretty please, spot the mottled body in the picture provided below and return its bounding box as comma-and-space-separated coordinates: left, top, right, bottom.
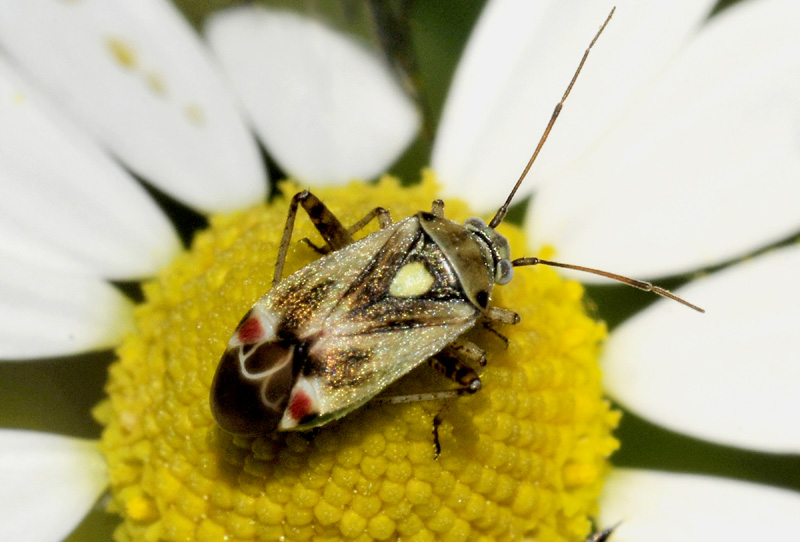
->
211, 209, 511, 435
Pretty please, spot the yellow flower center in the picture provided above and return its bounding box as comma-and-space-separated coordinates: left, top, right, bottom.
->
94, 173, 618, 542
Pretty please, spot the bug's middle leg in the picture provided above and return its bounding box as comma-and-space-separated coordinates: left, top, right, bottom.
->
374, 340, 486, 458
375, 339, 487, 405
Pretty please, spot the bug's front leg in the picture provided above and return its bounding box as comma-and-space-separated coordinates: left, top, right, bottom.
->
274, 190, 354, 285
484, 306, 520, 325
480, 307, 520, 348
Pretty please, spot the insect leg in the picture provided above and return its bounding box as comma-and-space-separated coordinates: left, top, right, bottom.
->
299, 207, 393, 256
347, 206, 393, 234
484, 307, 520, 325
479, 308, 519, 348
446, 337, 487, 368
298, 237, 328, 255
273, 190, 353, 285
427, 346, 483, 391
432, 408, 445, 458
375, 388, 477, 404
374, 344, 486, 406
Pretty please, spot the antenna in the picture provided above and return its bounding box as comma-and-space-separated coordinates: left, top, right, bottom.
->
485, 7, 704, 313
488, 7, 615, 229
513, 257, 705, 313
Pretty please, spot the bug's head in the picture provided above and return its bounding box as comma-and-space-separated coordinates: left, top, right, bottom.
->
464, 217, 514, 285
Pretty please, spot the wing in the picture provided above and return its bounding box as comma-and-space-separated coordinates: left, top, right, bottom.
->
276, 217, 481, 428
212, 217, 482, 434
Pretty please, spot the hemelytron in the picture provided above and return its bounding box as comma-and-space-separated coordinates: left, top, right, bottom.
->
209, 7, 702, 438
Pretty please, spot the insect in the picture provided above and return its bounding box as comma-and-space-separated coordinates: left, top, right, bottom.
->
210, 8, 702, 437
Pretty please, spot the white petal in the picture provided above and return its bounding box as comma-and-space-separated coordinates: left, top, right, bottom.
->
0, 430, 106, 542
0, 58, 180, 279
0, 258, 133, 359
599, 469, 800, 541
0, 0, 266, 212
604, 245, 800, 453
432, 0, 715, 210
530, 0, 800, 278
206, 7, 419, 184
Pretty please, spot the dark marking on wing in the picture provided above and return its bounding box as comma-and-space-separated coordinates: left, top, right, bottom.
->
211, 343, 294, 435
338, 221, 472, 316
339, 227, 412, 312
276, 279, 337, 333
356, 300, 477, 335
324, 348, 375, 388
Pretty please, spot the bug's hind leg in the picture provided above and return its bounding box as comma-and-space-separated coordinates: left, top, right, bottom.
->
274, 190, 355, 284
299, 206, 393, 255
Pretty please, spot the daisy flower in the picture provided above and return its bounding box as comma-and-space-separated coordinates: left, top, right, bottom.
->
1, 0, 799, 541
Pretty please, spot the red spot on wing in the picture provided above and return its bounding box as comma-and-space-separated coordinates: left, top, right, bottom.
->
289, 391, 313, 421
237, 316, 264, 344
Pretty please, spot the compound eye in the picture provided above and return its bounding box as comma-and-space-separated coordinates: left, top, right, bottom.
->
494, 235, 511, 262
464, 217, 487, 230
495, 259, 514, 285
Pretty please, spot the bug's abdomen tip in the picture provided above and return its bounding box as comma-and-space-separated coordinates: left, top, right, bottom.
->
210, 348, 284, 436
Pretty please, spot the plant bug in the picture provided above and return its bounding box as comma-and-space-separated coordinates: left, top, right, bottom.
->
210, 7, 702, 437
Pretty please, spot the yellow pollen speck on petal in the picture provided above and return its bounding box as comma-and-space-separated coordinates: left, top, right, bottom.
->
390, 261, 435, 297
146, 71, 167, 96
12, 91, 24, 104
106, 36, 138, 69
97, 175, 618, 542
184, 103, 205, 126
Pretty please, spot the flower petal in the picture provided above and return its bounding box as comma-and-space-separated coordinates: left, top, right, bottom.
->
604, 244, 800, 453
0, 430, 106, 542
530, 0, 800, 278
205, 7, 419, 184
0, 0, 266, 212
0, 57, 180, 279
599, 469, 800, 540
0, 258, 133, 359
432, 0, 715, 209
